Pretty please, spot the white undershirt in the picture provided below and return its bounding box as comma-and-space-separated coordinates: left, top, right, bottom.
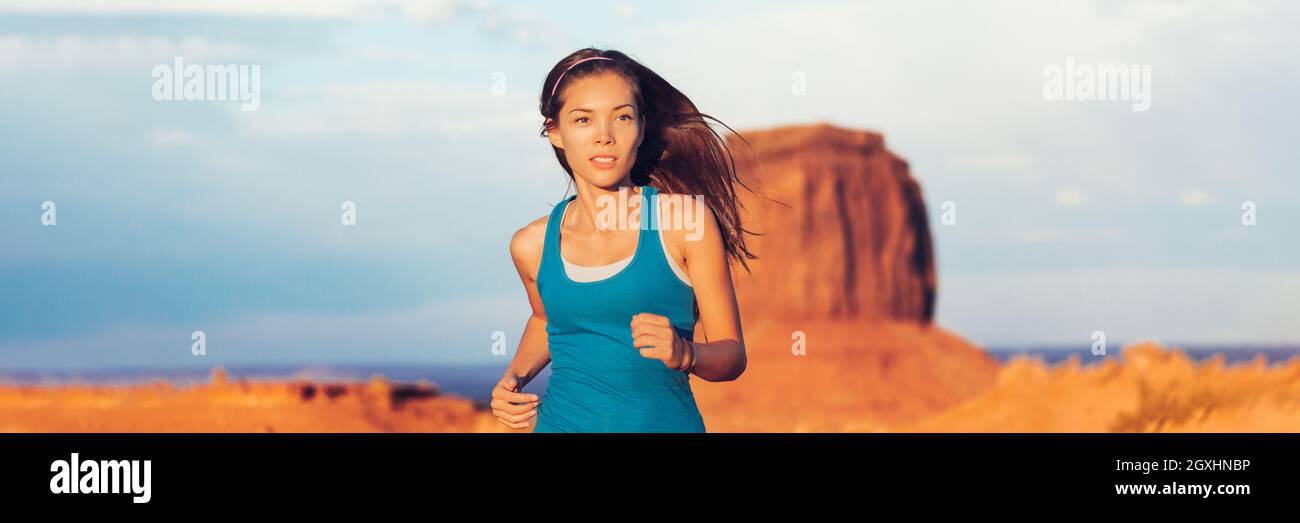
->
559, 199, 693, 286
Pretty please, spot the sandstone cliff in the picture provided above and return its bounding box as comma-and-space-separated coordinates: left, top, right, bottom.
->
687, 123, 1000, 431
727, 122, 935, 323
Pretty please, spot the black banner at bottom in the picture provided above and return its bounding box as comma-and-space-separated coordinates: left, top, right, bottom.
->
0, 433, 1291, 510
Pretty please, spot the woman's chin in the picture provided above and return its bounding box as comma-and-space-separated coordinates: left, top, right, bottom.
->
577, 170, 633, 190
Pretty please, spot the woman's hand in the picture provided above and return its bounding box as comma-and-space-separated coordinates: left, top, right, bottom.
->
630, 312, 695, 372
491, 374, 540, 429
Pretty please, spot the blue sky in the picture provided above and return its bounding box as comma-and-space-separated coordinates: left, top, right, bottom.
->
1, 0, 1297, 370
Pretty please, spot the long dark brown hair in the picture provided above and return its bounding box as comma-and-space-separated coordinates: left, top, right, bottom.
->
539, 48, 758, 272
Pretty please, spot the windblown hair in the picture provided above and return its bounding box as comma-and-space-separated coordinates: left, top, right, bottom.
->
539, 48, 758, 272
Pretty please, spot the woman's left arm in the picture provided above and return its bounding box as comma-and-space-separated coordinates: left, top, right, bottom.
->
676, 203, 747, 382
631, 200, 747, 382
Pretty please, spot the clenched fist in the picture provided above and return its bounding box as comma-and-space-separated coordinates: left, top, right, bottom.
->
490, 374, 539, 429
630, 312, 695, 372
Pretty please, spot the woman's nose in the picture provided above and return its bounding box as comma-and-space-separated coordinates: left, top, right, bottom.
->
595, 121, 614, 145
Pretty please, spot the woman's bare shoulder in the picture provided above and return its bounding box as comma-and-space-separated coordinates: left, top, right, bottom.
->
656, 194, 721, 253
509, 213, 551, 276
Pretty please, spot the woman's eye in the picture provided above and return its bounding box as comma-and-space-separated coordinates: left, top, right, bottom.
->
618, 114, 632, 121
575, 117, 588, 123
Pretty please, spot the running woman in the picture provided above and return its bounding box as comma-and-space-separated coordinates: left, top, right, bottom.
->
491, 48, 755, 432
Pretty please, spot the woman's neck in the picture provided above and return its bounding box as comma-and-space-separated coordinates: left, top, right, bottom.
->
568, 177, 642, 234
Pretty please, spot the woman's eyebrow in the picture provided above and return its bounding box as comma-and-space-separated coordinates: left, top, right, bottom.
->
568, 103, 636, 115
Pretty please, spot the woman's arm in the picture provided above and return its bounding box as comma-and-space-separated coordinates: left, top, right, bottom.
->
490, 221, 553, 430
505, 219, 552, 389
507, 313, 550, 389
680, 202, 746, 382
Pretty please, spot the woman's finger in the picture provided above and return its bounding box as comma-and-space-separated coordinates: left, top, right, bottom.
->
634, 313, 668, 325
496, 416, 530, 429
633, 333, 663, 349
494, 408, 537, 424
493, 393, 538, 408
494, 376, 538, 402
493, 377, 511, 395
636, 343, 666, 359
631, 330, 665, 346
630, 313, 657, 331
504, 389, 540, 403
494, 407, 534, 423
494, 397, 539, 414
631, 320, 658, 336
506, 408, 538, 425
493, 384, 540, 404
496, 376, 518, 394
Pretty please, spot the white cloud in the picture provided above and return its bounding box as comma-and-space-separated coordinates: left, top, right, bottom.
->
622, 0, 1298, 207
1018, 230, 1059, 243
393, 0, 460, 25
238, 81, 539, 137
0, 0, 547, 45
0, 34, 249, 70
1179, 188, 1211, 206
1055, 189, 1085, 206
614, 3, 638, 20
0, 0, 381, 18
151, 128, 194, 146
950, 150, 1037, 172
1015, 227, 1121, 244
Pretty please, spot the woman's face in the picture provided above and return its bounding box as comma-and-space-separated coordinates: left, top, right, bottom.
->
548, 72, 644, 189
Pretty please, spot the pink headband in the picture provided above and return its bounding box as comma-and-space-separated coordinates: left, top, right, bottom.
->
548, 56, 615, 104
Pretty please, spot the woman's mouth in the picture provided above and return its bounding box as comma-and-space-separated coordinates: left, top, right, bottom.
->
590, 155, 618, 169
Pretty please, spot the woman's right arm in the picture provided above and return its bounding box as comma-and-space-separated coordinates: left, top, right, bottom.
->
504, 296, 550, 390
490, 219, 552, 429
505, 218, 551, 387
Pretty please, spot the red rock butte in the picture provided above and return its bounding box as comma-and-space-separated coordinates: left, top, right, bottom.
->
727, 122, 935, 324
688, 122, 998, 432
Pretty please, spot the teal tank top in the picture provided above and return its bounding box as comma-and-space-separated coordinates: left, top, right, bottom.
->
534, 184, 706, 433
